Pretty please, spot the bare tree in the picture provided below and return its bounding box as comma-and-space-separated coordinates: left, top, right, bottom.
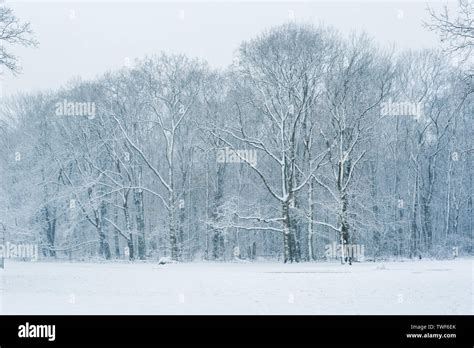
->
0, 6, 37, 73
427, 0, 474, 58
208, 24, 334, 262
427, 0, 473, 92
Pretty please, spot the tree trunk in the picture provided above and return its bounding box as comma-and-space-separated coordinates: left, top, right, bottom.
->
307, 178, 314, 261
135, 189, 146, 260
123, 194, 134, 261
44, 206, 57, 257
211, 163, 225, 260
410, 175, 419, 258
169, 205, 178, 261
282, 201, 293, 263
113, 204, 120, 258
97, 216, 111, 260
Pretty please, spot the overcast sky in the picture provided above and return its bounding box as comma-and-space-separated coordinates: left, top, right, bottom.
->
2, 1, 454, 97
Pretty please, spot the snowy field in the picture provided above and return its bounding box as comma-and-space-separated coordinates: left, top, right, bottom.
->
0, 258, 472, 315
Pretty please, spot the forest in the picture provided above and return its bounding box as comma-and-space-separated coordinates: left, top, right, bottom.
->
0, 19, 472, 264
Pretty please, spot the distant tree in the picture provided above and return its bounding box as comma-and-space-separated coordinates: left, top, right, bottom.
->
0, 6, 37, 73
427, 0, 473, 56
427, 0, 473, 90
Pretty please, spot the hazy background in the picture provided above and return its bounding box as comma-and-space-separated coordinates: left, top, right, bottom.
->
2, 1, 454, 97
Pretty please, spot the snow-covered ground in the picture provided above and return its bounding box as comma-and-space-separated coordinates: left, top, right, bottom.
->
0, 258, 472, 314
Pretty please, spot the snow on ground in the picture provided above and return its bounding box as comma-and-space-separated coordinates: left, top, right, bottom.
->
0, 258, 472, 314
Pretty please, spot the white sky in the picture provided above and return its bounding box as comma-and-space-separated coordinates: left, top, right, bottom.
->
2, 1, 455, 97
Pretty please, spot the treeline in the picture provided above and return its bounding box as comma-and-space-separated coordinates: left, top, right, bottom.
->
0, 24, 472, 263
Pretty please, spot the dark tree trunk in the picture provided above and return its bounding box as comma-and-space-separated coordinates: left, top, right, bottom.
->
44, 206, 57, 257
282, 201, 293, 263
135, 189, 146, 260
